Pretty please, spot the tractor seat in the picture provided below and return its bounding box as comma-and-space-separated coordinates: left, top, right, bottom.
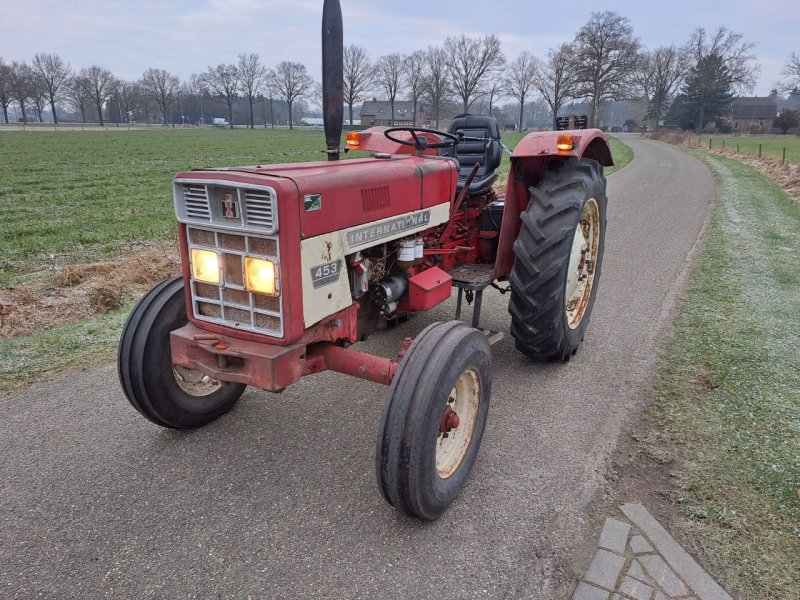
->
441, 114, 503, 197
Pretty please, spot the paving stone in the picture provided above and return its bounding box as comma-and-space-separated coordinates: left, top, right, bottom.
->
630, 535, 654, 554
619, 575, 655, 600
584, 549, 626, 591
598, 517, 632, 554
620, 503, 733, 600
572, 581, 610, 600
627, 560, 655, 585
638, 554, 689, 597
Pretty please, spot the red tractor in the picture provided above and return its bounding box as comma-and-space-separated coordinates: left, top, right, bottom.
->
118, 0, 612, 520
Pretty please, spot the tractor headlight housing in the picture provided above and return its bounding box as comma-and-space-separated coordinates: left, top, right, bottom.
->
245, 257, 278, 296
191, 249, 221, 284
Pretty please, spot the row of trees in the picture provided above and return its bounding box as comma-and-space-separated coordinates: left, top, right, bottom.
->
1, 11, 796, 133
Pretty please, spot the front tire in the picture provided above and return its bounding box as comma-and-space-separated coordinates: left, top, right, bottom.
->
508, 157, 607, 361
118, 277, 246, 429
376, 321, 492, 520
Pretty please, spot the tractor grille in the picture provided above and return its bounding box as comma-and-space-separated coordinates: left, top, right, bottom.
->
187, 227, 283, 337
175, 181, 278, 234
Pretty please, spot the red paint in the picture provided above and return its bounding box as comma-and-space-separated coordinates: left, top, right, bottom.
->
511, 129, 613, 166
403, 266, 452, 311
440, 406, 460, 433
305, 343, 398, 385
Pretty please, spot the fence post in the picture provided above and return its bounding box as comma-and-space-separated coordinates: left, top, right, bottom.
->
708, 138, 712, 149
722, 140, 725, 149
737, 144, 740, 153
758, 144, 762, 158
782, 147, 786, 165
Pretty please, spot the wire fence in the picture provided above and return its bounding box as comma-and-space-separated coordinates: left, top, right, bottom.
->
697, 137, 799, 165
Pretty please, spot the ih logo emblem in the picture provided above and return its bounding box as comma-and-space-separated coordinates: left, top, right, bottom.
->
304, 193, 322, 212
222, 192, 239, 219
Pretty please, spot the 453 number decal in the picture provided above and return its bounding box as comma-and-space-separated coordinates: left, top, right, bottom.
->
310, 260, 342, 289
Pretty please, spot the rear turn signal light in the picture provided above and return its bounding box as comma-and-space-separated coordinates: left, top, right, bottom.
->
556, 134, 575, 152
245, 257, 278, 295
191, 249, 220, 284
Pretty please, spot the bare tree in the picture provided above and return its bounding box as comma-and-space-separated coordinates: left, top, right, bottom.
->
685, 27, 758, 132
343, 45, 374, 126
117, 81, 143, 123
31, 53, 72, 124
202, 64, 239, 128
535, 44, 579, 129
779, 52, 800, 92
404, 50, 426, 125
422, 46, 450, 129
483, 76, 504, 118
445, 34, 505, 113
0, 58, 17, 123
67, 75, 91, 122
30, 74, 49, 122
264, 69, 277, 128
571, 12, 641, 127
504, 52, 538, 132
238, 53, 267, 129
272, 61, 314, 129
636, 46, 689, 129
376, 53, 404, 126
80, 66, 118, 126
140, 68, 181, 124
9, 62, 34, 123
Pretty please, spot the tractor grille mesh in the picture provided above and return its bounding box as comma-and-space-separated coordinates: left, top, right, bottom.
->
176, 182, 278, 234
188, 227, 283, 337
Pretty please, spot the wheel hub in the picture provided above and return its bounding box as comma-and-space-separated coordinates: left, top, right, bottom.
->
172, 365, 225, 396
435, 368, 480, 479
565, 198, 600, 329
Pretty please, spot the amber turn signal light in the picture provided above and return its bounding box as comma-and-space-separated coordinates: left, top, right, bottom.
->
556, 134, 575, 152
346, 131, 362, 147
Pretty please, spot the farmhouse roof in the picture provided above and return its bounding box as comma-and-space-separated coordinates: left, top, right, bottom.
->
732, 97, 778, 119
360, 100, 424, 118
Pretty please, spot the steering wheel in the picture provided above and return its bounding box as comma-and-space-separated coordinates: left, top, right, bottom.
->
384, 127, 459, 150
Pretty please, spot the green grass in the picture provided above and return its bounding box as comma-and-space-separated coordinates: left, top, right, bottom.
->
0, 307, 130, 395
695, 134, 800, 163
0, 128, 633, 286
646, 150, 800, 597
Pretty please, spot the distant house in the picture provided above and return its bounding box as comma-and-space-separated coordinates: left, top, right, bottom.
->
360, 100, 427, 127
732, 97, 778, 132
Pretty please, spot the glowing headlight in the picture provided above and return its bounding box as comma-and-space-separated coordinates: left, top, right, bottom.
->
245, 257, 278, 295
191, 249, 220, 284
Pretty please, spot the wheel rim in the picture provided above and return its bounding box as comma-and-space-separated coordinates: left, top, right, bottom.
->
172, 365, 225, 396
436, 368, 480, 479
565, 198, 600, 330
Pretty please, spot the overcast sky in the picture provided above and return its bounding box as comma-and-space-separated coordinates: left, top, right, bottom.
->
1, 0, 797, 96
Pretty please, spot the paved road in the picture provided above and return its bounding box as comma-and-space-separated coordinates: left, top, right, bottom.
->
0, 137, 713, 600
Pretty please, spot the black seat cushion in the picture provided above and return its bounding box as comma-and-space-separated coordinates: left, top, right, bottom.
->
441, 114, 503, 196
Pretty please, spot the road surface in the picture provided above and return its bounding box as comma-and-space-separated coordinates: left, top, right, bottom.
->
0, 136, 713, 599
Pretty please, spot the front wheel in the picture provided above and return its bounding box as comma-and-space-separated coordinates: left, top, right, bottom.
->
376, 321, 492, 520
118, 276, 246, 429
508, 157, 607, 361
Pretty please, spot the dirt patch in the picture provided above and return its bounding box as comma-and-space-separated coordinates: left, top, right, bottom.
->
0, 243, 180, 339
648, 130, 800, 203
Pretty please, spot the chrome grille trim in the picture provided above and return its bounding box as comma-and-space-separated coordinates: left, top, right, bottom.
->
187, 227, 283, 338
174, 179, 278, 234
183, 185, 211, 221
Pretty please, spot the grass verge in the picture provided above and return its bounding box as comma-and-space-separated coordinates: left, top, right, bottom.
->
0, 307, 130, 396
641, 150, 799, 597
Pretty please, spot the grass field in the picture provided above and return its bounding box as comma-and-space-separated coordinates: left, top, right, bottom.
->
643, 150, 800, 597
0, 128, 632, 285
694, 134, 800, 163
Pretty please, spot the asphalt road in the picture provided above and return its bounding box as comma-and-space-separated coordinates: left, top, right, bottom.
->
0, 136, 713, 600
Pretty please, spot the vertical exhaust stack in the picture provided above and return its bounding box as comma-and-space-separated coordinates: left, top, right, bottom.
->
322, 0, 344, 161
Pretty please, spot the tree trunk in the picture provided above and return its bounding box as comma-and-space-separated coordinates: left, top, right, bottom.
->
79, 105, 86, 123
288, 101, 294, 129
462, 97, 468, 114
412, 97, 417, 126
228, 101, 234, 129
162, 104, 169, 125
248, 96, 254, 129
348, 102, 353, 128
2, 105, 8, 123
49, 98, 58, 124
20, 103, 28, 123
390, 98, 395, 126
518, 97, 525, 133
269, 98, 274, 129
96, 100, 105, 126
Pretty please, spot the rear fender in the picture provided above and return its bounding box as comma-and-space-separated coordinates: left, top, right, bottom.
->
494, 129, 612, 278
344, 126, 442, 156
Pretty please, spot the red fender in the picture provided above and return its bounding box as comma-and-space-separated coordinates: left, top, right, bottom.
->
494, 129, 613, 279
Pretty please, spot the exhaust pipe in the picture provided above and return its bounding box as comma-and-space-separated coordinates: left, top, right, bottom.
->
322, 0, 344, 161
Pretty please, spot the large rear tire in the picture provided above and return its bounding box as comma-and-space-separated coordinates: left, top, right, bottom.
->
508, 157, 607, 361
376, 321, 492, 520
118, 277, 246, 429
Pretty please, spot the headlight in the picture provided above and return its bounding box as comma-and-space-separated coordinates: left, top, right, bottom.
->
191, 249, 220, 284
245, 257, 278, 295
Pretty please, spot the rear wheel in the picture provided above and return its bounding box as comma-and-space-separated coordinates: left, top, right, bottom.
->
118, 277, 246, 429
376, 321, 491, 520
508, 157, 607, 361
